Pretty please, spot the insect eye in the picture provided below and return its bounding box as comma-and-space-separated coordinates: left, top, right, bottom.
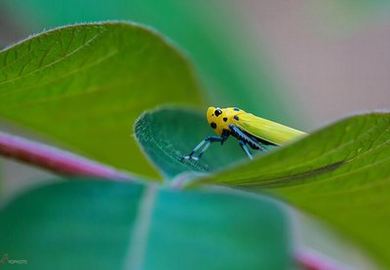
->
210, 122, 217, 129
214, 109, 222, 117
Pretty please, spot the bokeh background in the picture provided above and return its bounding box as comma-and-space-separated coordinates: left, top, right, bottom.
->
1, 0, 390, 195
1, 0, 390, 129
0, 1, 389, 268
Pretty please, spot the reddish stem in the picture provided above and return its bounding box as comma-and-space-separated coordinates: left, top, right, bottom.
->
0, 131, 133, 180
295, 248, 348, 270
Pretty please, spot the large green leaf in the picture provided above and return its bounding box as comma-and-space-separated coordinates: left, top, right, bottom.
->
199, 113, 390, 268
135, 108, 253, 178
2, 0, 289, 122
0, 179, 291, 270
0, 22, 203, 179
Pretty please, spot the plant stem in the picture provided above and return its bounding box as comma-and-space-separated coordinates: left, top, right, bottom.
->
0, 131, 134, 180
295, 248, 350, 270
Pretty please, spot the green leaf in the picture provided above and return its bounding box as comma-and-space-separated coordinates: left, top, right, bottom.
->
135, 108, 259, 178
0, 179, 291, 269
199, 113, 390, 267
4, 0, 289, 122
0, 22, 203, 179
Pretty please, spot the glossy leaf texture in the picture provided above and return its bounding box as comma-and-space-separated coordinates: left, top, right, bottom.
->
0, 22, 203, 179
0, 179, 291, 270
199, 113, 390, 268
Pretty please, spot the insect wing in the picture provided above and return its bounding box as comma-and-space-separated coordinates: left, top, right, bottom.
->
235, 113, 306, 145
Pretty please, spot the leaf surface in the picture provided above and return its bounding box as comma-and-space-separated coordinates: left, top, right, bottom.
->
0, 179, 291, 270
135, 108, 264, 178
200, 113, 390, 267
0, 22, 203, 179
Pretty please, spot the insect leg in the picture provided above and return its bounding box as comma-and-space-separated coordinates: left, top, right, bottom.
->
239, 140, 253, 160
229, 124, 265, 151
182, 140, 208, 160
182, 136, 227, 162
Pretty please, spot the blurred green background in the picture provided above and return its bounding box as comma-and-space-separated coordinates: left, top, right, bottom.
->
2, 0, 390, 129
0, 1, 389, 268
0, 0, 290, 126
1, 0, 389, 192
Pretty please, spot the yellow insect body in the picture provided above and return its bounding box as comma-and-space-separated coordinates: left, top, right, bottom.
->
183, 106, 306, 161
207, 106, 306, 145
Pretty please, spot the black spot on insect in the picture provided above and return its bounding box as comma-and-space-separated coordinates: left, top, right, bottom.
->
214, 108, 222, 117
234, 115, 239, 121
223, 117, 228, 122
234, 107, 240, 111
210, 122, 217, 129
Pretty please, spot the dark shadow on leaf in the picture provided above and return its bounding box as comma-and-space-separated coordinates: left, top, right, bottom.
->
240, 160, 346, 188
